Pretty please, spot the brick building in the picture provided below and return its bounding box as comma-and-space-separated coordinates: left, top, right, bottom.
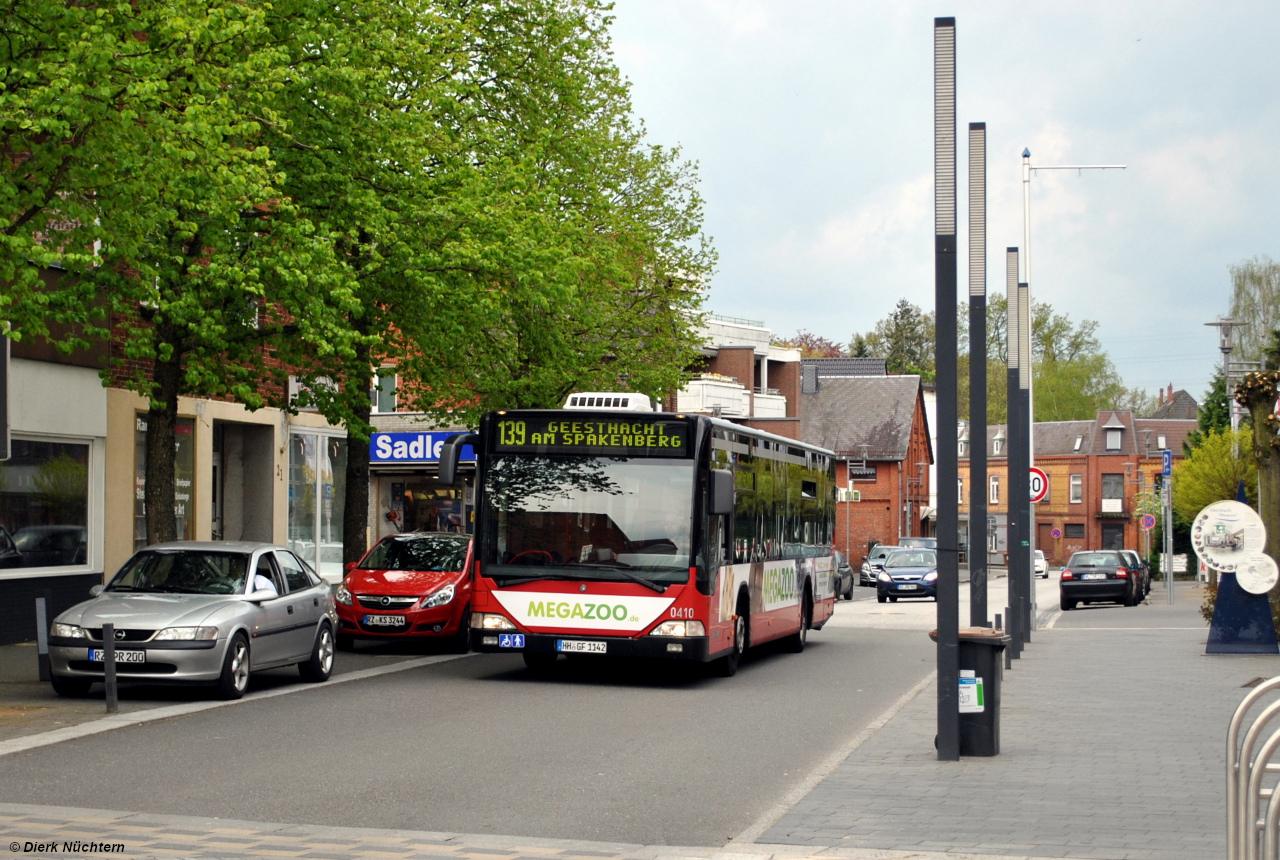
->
798, 372, 933, 570
959, 410, 1197, 567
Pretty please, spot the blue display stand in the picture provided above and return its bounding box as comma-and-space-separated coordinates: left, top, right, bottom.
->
1207, 571, 1280, 655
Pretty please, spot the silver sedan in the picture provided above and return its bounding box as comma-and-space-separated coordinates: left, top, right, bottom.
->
48, 541, 337, 699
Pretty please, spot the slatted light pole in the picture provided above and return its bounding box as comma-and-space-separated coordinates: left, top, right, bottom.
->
1005, 248, 1022, 658
933, 16, 960, 762
968, 122, 988, 628
1015, 281, 1032, 644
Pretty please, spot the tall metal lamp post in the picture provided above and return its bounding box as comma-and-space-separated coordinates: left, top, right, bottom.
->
1019, 149, 1126, 634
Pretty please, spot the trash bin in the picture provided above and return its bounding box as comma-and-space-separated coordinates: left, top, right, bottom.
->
930, 626, 1010, 756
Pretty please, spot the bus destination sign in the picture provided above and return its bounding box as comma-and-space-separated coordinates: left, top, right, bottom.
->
495, 416, 689, 457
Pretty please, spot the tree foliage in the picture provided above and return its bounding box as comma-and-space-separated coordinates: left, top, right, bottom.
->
1229, 256, 1280, 363
773, 330, 847, 358
1170, 428, 1256, 522
1184, 372, 1230, 452
853, 299, 934, 379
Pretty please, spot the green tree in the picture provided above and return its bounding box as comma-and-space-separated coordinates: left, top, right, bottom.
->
855, 299, 934, 378
1183, 372, 1230, 452
4, 2, 365, 543
1170, 428, 1256, 522
773, 330, 847, 358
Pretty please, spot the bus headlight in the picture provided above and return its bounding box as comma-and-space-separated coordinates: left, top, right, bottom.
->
471, 612, 516, 630
650, 620, 705, 637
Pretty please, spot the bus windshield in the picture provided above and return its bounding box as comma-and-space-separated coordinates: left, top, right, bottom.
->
481, 455, 694, 584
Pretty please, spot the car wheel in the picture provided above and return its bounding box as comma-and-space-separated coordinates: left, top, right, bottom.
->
877, 594, 887, 604
50, 676, 92, 698
1060, 596, 1075, 611
299, 624, 335, 683
785, 591, 811, 653
217, 633, 251, 700
336, 633, 355, 652
843, 579, 854, 599
523, 652, 558, 674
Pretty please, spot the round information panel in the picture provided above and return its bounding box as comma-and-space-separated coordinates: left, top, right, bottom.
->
1191, 500, 1267, 574
1236, 553, 1280, 595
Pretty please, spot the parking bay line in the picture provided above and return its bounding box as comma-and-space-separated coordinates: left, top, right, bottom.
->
727, 669, 937, 846
0, 652, 475, 759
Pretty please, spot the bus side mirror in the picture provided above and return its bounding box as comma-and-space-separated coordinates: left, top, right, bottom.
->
439, 433, 479, 487
710, 469, 734, 516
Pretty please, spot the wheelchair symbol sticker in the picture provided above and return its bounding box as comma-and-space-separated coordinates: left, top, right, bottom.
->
498, 634, 525, 648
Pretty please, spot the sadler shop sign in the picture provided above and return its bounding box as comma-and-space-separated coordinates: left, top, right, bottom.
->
371, 432, 476, 464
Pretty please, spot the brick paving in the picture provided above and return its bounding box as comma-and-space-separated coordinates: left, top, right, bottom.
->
758, 583, 1273, 859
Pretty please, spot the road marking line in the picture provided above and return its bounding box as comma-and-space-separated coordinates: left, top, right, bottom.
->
0, 652, 474, 758
1039, 607, 1062, 630
1051, 626, 1204, 630
727, 670, 937, 846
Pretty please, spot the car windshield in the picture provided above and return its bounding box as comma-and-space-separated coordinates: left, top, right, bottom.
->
1035, 551, 1045, 559
886, 550, 936, 568
1069, 552, 1120, 568
360, 534, 469, 572
482, 455, 694, 583
108, 550, 250, 595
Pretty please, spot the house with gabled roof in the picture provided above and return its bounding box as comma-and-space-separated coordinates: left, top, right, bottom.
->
798, 372, 933, 572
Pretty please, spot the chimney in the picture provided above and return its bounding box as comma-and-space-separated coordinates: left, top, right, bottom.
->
1167, 383, 1174, 403
1158, 389, 1164, 407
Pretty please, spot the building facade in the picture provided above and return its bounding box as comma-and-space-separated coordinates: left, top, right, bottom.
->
959, 411, 1196, 567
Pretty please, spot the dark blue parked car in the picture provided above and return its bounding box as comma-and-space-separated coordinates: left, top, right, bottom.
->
876, 549, 938, 603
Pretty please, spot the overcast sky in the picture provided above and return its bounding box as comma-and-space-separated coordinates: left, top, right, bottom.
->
609, 0, 1280, 403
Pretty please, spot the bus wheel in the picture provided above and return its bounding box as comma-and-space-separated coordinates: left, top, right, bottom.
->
523, 652, 557, 674
785, 590, 811, 653
714, 600, 749, 677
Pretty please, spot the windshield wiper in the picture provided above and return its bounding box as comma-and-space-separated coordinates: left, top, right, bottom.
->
567, 562, 667, 593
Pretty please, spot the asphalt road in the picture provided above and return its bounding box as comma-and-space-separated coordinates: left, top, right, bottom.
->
0, 607, 934, 847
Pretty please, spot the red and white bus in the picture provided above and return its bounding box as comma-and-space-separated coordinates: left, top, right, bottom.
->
440, 397, 837, 676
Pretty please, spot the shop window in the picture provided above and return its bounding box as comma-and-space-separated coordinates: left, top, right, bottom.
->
0, 438, 90, 569
288, 432, 347, 581
135, 416, 195, 551
1065, 523, 1085, 539
1101, 473, 1124, 513
1069, 474, 1082, 504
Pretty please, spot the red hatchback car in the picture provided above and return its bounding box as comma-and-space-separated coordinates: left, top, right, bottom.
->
335, 532, 472, 650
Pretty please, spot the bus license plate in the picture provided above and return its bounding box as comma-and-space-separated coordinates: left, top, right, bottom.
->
557, 640, 606, 654
88, 649, 145, 663
363, 614, 406, 627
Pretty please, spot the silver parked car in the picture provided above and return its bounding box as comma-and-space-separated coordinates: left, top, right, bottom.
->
48, 542, 337, 700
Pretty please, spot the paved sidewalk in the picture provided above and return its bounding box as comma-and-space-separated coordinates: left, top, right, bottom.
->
757, 582, 1271, 859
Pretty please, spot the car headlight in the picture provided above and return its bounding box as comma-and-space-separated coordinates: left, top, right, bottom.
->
153, 626, 219, 641
419, 584, 455, 609
471, 612, 516, 630
52, 623, 87, 639
650, 620, 706, 637
878, 572, 891, 582
923, 571, 938, 583
335, 583, 353, 606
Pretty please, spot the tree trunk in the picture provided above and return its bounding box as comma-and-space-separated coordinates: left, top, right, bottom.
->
145, 343, 182, 545
344, 399, 372, 565
1248, 397, 1280, 627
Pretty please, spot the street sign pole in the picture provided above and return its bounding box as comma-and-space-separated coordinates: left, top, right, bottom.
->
1163, 449, 1174, 605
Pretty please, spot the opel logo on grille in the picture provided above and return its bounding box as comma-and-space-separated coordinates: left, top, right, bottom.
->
115, 629, 126, 640
380, 596, 391, 607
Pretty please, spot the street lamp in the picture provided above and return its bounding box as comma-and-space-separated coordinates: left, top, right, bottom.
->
1205, 318, 1246, 434
1020, 148, 1126, 631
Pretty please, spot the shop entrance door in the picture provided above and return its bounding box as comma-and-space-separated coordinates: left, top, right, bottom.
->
1101, 522, 1125, 550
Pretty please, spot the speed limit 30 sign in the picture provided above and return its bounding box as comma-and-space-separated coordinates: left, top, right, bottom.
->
1029, 467, 1049, 503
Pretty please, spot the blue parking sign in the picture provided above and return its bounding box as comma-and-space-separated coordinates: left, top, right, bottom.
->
1162, 449, 1172, 477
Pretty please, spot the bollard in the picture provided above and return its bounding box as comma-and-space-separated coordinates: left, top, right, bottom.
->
34, 597, 51, 682
1001, 609, 1012, 669
103, 622, 118, 714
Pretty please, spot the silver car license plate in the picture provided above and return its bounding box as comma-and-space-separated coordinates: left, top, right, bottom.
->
363, 614, 407, 626
556, 640, 606, 654
897, 584, 919, 590
88, 649, 145, 663
1082, 573, 1106, 580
